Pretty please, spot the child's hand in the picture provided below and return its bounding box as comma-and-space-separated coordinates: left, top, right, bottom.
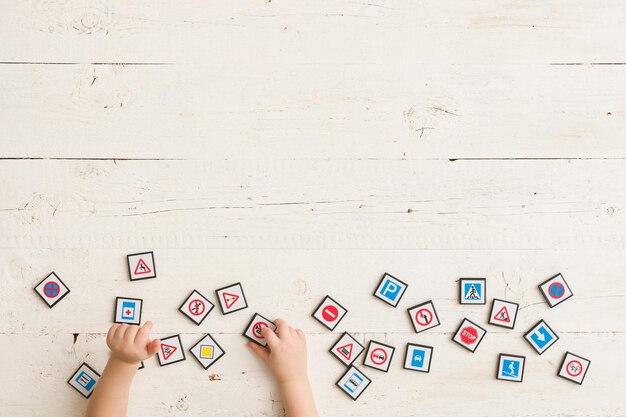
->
247, 318, 308, 385
106, 321, 161, 365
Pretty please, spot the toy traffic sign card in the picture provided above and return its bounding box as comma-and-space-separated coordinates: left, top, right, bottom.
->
330, 332, 365, 366
215, 282, 248, 315
497, 354, 525, 383
189, 333, 226, 369
179, 289, 214, 325
539, 273, 573, 308
67, 363, 100, 398
127, 252, 156, 281
243, 313, 276, 347
524, 319, 559, 355
336, 366, 371, 401
363, 340, 395, 372
407, 300, 440, 333
114, 297, 143, 325
452, 318, 487, 352
558, 352, 590, 385
34, 272, 70, 308
157, 335, 186, 366
403, 343, 433, 373
312, 295, 348, 331
373, 272, 408, 307
488, 298, 519, 329
459, 278, 486, 304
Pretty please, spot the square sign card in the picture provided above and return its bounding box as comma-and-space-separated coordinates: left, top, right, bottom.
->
34, 272, 70, 308
524, 320, 559, 355
459, 278, 486, 305
539, 273, 573, 308
403, 343, 433, 373
67, 363, 100, 398
189, 334, 226, 369
336, 366, 372, 401
558, 352, 591, 385
497, 354, 525, 383
127, 251, 156, 281
373, 273, 408, 307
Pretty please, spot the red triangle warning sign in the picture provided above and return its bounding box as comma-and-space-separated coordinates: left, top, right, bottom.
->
134, 259, 151, 275
161, 343, 177, 360
223, 292, 239, 309
336, 343, 353, 360
493, 306, 511, 323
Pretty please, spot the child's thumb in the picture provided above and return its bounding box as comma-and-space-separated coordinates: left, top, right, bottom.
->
147, 339, 161, 357
247, 341, 270, 362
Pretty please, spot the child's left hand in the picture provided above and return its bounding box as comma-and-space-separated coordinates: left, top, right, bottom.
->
106, 321, 161, 365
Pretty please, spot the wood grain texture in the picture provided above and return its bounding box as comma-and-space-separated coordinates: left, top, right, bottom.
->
1, 1, 625, 416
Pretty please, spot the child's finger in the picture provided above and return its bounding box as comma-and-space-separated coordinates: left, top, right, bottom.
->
274, 318, 289, 338
260, 325, 280, 349
247, 341, 270, 362
106, 324, 119, 345
124, 325, 140, 344
136, 321, 153, 342
296, 329, 305, 339
113, 323, 128, 340
146, 339, 161, 357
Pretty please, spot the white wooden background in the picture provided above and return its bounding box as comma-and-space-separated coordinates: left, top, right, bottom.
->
1, 1, 625, 416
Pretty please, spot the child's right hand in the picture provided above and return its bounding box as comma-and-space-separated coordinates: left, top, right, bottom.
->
247, 318, 308, 385
106, 321, 161, 365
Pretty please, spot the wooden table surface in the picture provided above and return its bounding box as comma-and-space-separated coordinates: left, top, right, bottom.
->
1, 1, 625, 416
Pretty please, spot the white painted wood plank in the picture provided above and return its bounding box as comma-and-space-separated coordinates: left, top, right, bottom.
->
1, 63, 624, 159
1, 1, 625, 64
0, 160, 624, 250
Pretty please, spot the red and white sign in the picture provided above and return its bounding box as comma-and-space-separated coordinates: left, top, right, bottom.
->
161, 344, 177, 360
453, 318, 487, 352
216, 283, 248, 314
363, 340, 395, 372
127, 252, 157, 280
179, 290, 214, 325
244, 313, 276, 347
558, 352, 590, 384
312, 296, 347, 331
330, 332, 365, 366
157, 335, 185, 366
407, 301, 440, 333
488, 299, 519, 329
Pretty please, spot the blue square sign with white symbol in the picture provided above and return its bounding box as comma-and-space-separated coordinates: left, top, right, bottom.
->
497, 354, 525, 382
373, 273, 408, 307
67, 363, 101, 398
459, 278, 486, 304
403, 343, 433, 373
524, 320, 559, 354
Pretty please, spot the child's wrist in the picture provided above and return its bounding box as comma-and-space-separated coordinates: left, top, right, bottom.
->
109, 354, 142, 369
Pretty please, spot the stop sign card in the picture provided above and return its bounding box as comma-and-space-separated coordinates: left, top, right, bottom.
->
363, 340, 395, 372
539, 273, 573, 308
312, 295, 347, 331
330, 332, 365, 366
452, 318, 487, 352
